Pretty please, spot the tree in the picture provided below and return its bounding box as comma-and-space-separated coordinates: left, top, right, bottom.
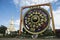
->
0, 25, 7, 36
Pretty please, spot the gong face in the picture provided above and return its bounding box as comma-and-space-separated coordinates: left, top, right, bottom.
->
23, 8, 50, 34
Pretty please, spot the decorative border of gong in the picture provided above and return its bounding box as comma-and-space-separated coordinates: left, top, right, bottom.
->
19, 3, 55, 35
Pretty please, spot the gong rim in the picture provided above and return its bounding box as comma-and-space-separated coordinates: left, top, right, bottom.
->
23, 7, 50, 34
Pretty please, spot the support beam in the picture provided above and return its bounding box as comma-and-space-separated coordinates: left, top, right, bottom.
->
49, 4, 56, 34
19, 8, 23, 35
22, 3, 50, 9
19, 3, 56, 35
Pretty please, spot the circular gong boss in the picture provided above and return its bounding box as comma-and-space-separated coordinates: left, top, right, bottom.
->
23, 8, 50, 34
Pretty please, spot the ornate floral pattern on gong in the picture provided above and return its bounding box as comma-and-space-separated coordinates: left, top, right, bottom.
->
23, 8, 50, 34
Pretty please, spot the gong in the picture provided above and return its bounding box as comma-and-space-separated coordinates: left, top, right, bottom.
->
23, 8, 50, 34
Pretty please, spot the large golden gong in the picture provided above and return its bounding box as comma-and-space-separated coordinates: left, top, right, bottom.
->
23, 8, 50, 34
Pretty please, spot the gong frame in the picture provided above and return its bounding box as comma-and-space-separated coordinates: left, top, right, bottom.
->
19, 3, 55, 35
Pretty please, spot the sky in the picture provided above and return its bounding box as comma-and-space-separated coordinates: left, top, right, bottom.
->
0, 0, 60, 30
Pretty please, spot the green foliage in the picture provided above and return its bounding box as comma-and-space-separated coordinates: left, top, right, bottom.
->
0, 25, 7, 36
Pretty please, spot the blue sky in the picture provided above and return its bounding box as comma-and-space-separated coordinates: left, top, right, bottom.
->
0, 0, 20, 30
0, 0, 60, 30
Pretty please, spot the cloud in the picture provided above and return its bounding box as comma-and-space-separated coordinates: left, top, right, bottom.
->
56, 2, 60, 5
14, 19, 20, 30
13, 0, 19, 6
13, 0, 58, 7
53, 7, 60, 29
41, 6, 49, 10
15, 19, 20, 25
14, 19, 23, 31
13, 0, 58, 11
